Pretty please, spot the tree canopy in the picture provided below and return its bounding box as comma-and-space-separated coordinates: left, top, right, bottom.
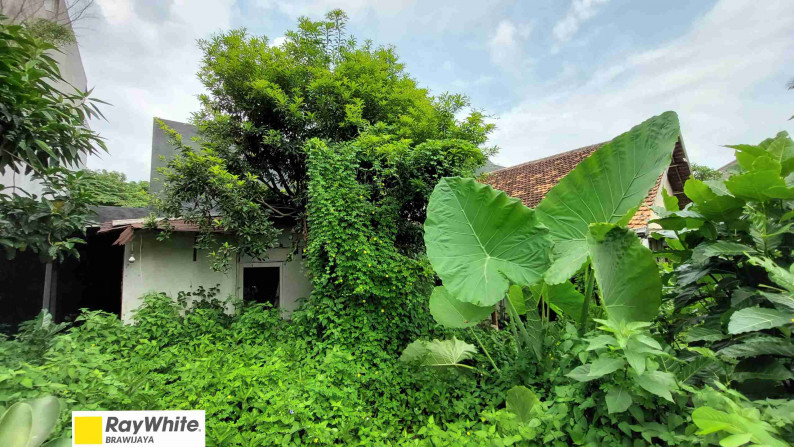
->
158, 10, 494, 267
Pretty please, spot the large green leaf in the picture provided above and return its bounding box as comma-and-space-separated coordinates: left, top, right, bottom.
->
26, 396, 60, 447
424, 177, 552, 306
632, 370, 677, 402
725, 171, 785, 201
399, 338, 477, 368
423, 338, 478, 368
0, 402, 32, 447
587, 357, 625, 379
536, 111, 681, 283
692, 407, 787, 447
505, 385, 541, 423
718, 336, 794, 358
543, 280, 585, 319
727, 307, 794, 335
733, 357, 794, 382
684, 179, 745, 222
429, 286, 494, 328
690, 241, 756, 265
606, 386, 632, 414
587, 223, 662, 323
507, 284, 527, 315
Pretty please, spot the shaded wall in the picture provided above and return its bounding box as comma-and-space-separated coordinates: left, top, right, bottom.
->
120, 231, 312, 321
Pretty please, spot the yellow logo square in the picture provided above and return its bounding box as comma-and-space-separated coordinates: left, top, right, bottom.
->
74, 416, 103, 444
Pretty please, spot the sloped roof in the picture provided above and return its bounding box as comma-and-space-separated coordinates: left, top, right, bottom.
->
482, 138, 691, 231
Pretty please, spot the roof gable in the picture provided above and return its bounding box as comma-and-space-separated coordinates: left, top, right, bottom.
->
482, 138, 691, 230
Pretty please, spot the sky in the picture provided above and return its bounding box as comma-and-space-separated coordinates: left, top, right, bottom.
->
78, 0, 794, 181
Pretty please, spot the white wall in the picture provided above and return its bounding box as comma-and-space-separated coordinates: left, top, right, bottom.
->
120, 231, 312, 321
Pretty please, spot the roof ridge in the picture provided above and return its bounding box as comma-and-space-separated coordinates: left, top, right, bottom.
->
487, 141, 608, 175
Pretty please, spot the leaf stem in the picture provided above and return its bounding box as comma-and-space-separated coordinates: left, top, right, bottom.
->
579, 264, 596, 336
469, 327, 499, 373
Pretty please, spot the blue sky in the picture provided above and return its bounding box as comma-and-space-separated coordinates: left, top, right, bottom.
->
82, 0, 794, 180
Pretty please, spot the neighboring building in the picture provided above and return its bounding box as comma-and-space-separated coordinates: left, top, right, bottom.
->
717, 160, 739, 177
483, 138, 692, 239
0, 0, 89, 196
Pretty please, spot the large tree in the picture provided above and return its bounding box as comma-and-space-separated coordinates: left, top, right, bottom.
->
158, 10, 494, 268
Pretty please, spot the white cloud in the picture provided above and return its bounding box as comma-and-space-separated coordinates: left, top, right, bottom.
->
249, 0, 414, 20
552, 0, 609, 43
491, 0, 794, 170
488, 20, 532, 72
270, 35, 287, 47
82, 0, 234, 180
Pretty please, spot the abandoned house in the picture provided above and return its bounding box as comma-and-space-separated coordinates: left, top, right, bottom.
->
1, 118, 691, 331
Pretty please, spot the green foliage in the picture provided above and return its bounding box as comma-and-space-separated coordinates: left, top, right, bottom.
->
399, 338, 478, 369
691, 384, 792, 446
0, 17, 104, 177
0, 168, 95, 261
586, 223, 662, 323
691, 163, 724, 181
0, 297, 520, 445
81, 170, 151, 208
158, 11, 492, 272
0, 18, 106, 261
155, 122, 281, 271
23, 19, 75, 48
536, 111, 681, 284
424, 177, 551, 306
429, 286, 494, 329
652, 130, 794, 398
0, 395, 66, 447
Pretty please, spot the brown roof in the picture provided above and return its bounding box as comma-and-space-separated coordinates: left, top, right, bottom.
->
483, 138, 691, 231
96, 218, 224, 246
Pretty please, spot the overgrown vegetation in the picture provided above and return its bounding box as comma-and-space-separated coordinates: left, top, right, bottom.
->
155, 10, 493, 270
1, 8, 792, 447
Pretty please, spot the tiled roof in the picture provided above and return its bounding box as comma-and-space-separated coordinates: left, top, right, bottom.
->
482, 139, 690, 231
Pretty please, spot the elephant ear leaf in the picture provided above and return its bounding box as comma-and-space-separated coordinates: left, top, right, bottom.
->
26, 396, 60, 447
429, 286, 494, 328
400, 338, 478, 369
536, 111, 681, 283
543, 280, 585, 320
586, 223, 661, 323
424, 177, 551, 306
0, 402, 33, 447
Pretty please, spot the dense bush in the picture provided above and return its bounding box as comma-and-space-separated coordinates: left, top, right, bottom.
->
0, 294, 530, 445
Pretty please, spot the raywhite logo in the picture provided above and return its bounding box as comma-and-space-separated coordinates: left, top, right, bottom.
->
72, 410, 205, 446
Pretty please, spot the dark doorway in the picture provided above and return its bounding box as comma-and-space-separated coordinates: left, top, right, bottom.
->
243, 266, 280, 307
0, 250, 47, 334
55, 228, 123, 322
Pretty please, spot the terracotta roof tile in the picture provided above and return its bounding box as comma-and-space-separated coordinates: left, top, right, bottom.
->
482, 142, 676, 231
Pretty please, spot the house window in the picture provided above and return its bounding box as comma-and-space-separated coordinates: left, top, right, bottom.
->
44, 0, 57, 12
242, 265, 280, 307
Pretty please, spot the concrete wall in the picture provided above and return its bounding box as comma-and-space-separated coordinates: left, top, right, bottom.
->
120, 230, 312, 321
149, 119, 200, 195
